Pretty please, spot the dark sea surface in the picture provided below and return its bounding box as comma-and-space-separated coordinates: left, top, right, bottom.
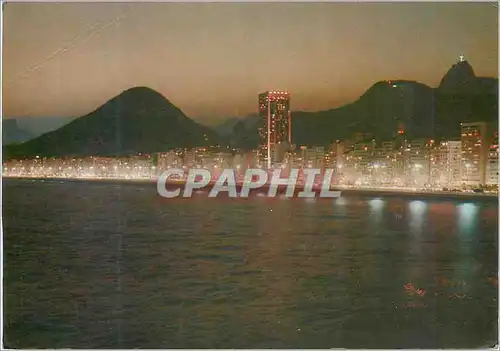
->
3, 178, 498, 348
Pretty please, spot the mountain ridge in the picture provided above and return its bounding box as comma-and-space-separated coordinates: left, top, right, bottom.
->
5, 87, 227, 158
225, 61, 497, 149
4, 60, 497, 158
2, 119, 33, 146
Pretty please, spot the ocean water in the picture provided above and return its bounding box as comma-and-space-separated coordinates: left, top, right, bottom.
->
3, 179, 498, 348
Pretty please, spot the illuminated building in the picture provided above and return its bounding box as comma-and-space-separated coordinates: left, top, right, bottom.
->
430, 140, 461, 187
486, 130, 498, 186
302, 146, 325, 169
258, 91, 291, 168
193, 148, 211, 168
326, 141, 347, 170
232, 154, 243, 171
157, 150, 182, 169
270, 142, 290, 166
371, 140, 401, 183
461, 122, 488, 186
243, 150, 259, 169
404, 139, 432, 187
183, 149, 197, 167
213, 152, 232, 169
372, 140, 395, 167
348, 140, 375, 174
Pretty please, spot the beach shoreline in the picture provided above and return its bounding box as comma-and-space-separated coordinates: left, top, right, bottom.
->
4, 176, 498, 202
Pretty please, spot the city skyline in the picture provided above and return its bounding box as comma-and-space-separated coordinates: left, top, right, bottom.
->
4, 119, 498, 190
3, 2, 498, 125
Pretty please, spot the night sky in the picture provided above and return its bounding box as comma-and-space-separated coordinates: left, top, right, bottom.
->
3, 2, 498, 125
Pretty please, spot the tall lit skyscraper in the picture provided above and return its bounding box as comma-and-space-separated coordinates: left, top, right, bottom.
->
258, 91, 291, 169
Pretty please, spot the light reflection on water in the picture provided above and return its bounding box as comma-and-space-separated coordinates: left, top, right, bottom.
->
457, 203, 479, 233
409, 200, 427, 235
335, 197, 347, 206
368, 197, 384, 211
3, 179, 498, 349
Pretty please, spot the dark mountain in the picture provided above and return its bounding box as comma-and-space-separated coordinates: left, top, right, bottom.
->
16, 116, 77, 138
2, 119, 33, 145
435, 60, 498, 137
211, 114, 260, 150
212, 114, 259, 136
439, 60, 476, 94
212, 117, 241, 136
5, 87, 227, 159
239, 114, 260, 129
230, 118, 261, 150
229, 60, 497, 148
230, 80, 436, 149
292, 80, 435, 145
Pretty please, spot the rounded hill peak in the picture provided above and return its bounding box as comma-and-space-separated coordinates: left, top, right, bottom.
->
118, 86, 168, 100
100, 86, 173, 112
121, 86, 161, 94
439, 60, 476, 92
